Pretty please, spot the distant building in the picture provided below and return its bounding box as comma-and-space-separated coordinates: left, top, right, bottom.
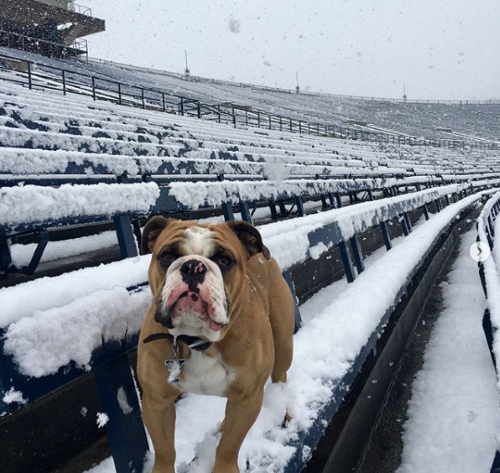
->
0, 0, 105, 58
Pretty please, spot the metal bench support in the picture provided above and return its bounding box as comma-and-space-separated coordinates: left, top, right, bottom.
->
114, 215, 139, 258
282, 270, 302, 333
0, 235, 13, 274
350, 234, 365, 274
222, 202, 235, 222
94, 353, 149, 473
239, 201, 253, 224
380, 221, 392, 251
339, 241, 356, 283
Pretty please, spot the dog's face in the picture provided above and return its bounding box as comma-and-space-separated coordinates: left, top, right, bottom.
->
142, 217, 270, 342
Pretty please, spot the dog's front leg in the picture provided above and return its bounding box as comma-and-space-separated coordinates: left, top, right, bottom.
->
213, 389, 264, 473
142, 390, 178, 473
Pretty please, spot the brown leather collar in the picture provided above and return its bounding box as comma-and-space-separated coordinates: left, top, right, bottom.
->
143, 333, 212, 352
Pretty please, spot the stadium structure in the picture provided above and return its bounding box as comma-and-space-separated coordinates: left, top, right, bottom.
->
0, 0, 104, 59
0, 6, 499, 473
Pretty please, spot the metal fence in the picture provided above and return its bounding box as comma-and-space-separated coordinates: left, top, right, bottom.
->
0, 31, 88, 59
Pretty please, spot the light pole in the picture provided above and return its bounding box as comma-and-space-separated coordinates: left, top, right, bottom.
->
184, 50, 190, 77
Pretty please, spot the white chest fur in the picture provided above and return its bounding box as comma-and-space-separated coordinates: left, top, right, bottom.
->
177, 351, 235, 397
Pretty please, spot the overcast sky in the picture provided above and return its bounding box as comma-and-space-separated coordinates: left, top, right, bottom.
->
79, 0, 499, 100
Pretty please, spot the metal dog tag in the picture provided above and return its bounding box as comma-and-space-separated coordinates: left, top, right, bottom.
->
165, 337, 185, 384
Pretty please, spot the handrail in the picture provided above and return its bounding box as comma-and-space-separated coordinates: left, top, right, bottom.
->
67, 2, 92, 16
0, 51, 498, 150
0, 30, 87, 58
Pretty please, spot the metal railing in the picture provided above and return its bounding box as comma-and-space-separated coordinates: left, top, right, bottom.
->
67, 2, 92, 16
0, 30, 87, 59
0, 52, 498, 150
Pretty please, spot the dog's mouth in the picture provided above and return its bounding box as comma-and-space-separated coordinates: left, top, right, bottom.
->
167, 290, 227, 332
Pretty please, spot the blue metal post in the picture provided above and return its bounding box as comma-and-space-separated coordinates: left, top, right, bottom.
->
436, 198, 443, 212
380, 221, 392, 250
295, 196, 306, 217
282, 270, 302, 333
338, 241, 356, 283
350, 234, 365, 274
335, 192, 343, 208
269, 202, 278, 220
423, 204, 430, 220
278, 201, 288, 218
0, 235, 12, 274
401, 214, 411, 236
94, 354, 149, 473
62, 70, 66, 95
239, 201, 253, 224
22, 230, 49, 275
320, 195, 329, 210
114, 215, 139, 258
27, 61, 32, 90
222, 202, 235, 222
403, 212, 412, 232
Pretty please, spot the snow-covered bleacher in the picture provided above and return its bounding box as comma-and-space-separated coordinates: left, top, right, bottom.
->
2, 46, 500, 146
476, 192, 500, 472
1, 52, 500, 473
3, 78, 499, 277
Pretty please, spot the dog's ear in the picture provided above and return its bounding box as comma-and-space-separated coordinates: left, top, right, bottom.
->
141, 216, 173, 255
226, 221, 271, 260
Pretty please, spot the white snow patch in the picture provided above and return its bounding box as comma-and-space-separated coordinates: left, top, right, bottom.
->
0, 182, 159, 227
117, 386, 134, 416
96, 412, 109, 428
2, 387, 27, 405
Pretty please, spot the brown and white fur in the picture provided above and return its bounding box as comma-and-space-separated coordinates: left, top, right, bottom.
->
137, 217, 295, 473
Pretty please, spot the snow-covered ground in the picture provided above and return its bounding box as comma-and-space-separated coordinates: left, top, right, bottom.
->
397, 229, 500, 473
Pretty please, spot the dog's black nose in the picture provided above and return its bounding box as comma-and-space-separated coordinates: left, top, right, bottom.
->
180, 259, 207, 288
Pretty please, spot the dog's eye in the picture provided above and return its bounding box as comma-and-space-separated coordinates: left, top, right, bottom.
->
217, 255, 234, 269
159, 252, 177, 266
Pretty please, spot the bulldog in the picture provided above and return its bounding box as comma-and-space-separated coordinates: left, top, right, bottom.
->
137, 217, 295, 473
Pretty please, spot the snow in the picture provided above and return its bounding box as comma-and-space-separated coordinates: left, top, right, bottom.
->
75, 189, 496, 473
2, 387, 27, 406
117, 387, 134, 416
3, 287, 150, 377
0, 182, 160, 227
96, 412, 109, 429
0, 255, 151, 328
397, 229, 500, 473
11, 230, 118, 267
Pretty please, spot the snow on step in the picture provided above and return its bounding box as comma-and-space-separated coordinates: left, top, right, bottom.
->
0, 182, 159, 228
2, 186, 492, 381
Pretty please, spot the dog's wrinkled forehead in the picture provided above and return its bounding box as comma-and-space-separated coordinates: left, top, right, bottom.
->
181, 226, 216, 257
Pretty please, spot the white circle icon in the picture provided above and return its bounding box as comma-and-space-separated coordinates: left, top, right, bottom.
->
470, 241, 491, 262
